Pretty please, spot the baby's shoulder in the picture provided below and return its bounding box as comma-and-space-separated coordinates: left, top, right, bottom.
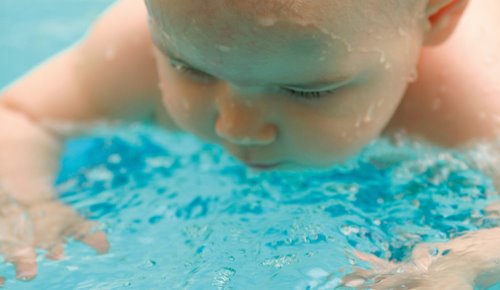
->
385, 1, 500, 147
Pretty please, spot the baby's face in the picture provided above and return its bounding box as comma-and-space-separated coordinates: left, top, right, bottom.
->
146, 0, 427, 170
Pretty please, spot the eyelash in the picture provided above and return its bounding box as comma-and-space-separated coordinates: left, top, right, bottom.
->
170, 60, 213, 80
170, 60, 334, 100
282, 88, 335, 100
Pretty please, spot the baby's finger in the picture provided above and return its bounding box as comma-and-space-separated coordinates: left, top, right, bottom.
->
8, 247, 37, 280
485, 201, 500, 218
0, 276, 5, 286
340, 271, 369, 289
354, 250, 393, 270
65, 219, 109, 254
45, 242, 65, 261
76, 230, 109, 254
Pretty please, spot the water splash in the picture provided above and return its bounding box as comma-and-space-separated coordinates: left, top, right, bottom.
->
3, 125, 500, 289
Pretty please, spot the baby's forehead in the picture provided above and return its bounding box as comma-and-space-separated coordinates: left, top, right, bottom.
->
147, 0, 421, 30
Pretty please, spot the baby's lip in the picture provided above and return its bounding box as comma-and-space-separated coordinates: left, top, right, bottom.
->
246, 162, 283, 170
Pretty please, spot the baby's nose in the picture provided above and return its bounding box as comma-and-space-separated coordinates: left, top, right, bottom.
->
215, 100, 277, 146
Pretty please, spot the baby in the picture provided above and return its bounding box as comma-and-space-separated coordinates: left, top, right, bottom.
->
1, 0, 500, 287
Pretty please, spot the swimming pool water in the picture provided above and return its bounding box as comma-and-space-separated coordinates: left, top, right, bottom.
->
2, 1, 500, 289
1, 125, 499, 289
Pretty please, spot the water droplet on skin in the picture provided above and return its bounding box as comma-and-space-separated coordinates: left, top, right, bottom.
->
398, 27, 408, 37
182, 99, 190, 110
161, 31, 172, 42
407, 68, 418, 83
317, 27, 353, 53
105, 46, 116, 61
364, 105, 375, 123
258, 17, 276, 27
217, 45, 231, 52
431, 98, 441, 111
379, 52, 386, 63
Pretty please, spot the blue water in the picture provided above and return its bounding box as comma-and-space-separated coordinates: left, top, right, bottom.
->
2, 1, 500, 289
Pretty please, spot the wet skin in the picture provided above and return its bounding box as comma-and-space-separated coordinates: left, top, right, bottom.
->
146, 0, 427, 169
2, 0, 500, 285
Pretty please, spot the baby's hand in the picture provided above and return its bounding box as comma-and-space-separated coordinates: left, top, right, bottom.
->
341, 244, 478, 290
343, 226, 500, 290
0, 195, 109, 283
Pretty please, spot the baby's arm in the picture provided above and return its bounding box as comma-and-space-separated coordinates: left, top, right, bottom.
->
0, 0, 159, 204
343, 228, 500, 289
0, 0, 162, 280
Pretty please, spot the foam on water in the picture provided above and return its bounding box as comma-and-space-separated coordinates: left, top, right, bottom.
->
1, 125, 499, 289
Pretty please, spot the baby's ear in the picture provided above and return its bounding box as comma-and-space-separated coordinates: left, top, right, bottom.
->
423, 0, 469, 46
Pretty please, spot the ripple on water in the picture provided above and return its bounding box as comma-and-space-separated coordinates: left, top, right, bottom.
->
4, 125, 500, 289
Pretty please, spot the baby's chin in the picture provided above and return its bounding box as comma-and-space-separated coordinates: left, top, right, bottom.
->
244, 160, 343, 173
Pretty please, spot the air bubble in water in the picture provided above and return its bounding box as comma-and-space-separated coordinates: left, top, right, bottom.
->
213, 267, 236, 289
340, 225, 360, 236
262, 254, 296, 268
307, 267, 330, 279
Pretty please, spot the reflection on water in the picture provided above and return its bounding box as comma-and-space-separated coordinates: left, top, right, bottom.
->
2, 124, 499, 289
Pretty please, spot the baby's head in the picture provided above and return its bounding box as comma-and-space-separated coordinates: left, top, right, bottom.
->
144, 0, 467, 170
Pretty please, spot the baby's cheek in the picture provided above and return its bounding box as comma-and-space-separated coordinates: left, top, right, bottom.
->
287, 104, 384, 166
162, 85, 218, 140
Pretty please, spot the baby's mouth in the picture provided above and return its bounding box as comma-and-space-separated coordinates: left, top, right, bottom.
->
246, 162, 284, 170
222, 142, 285, 169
